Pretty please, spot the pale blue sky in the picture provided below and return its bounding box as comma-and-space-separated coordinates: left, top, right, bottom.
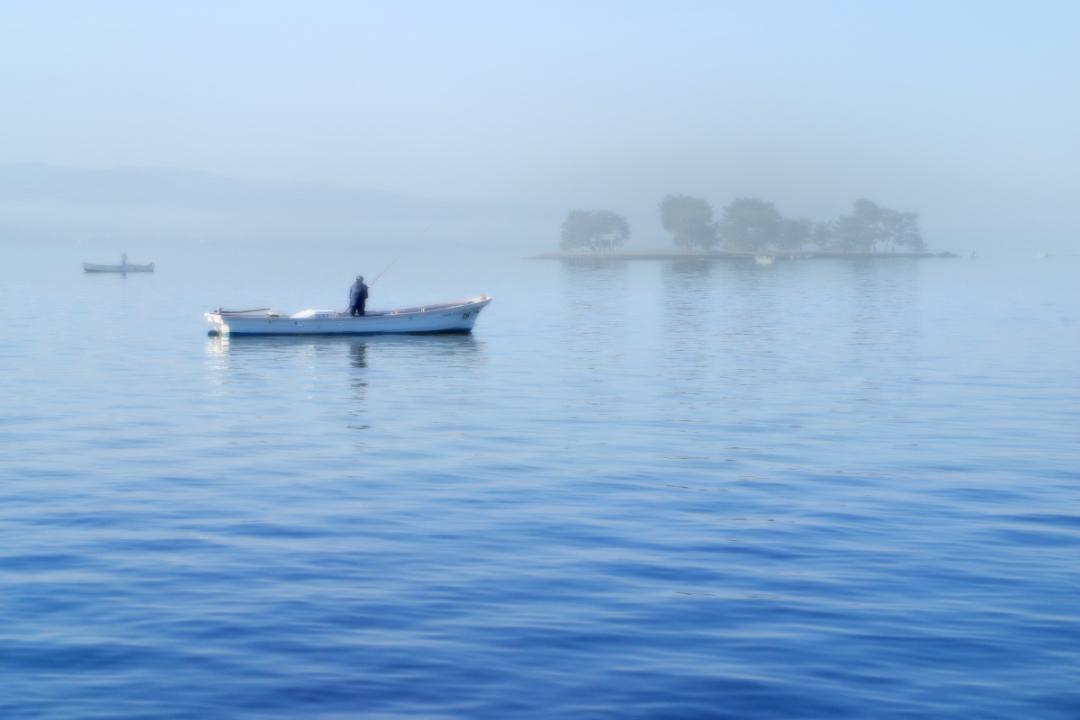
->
2, 1, 1078, 243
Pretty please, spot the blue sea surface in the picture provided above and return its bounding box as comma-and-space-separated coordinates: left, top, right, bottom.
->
1, 243, 1078, 719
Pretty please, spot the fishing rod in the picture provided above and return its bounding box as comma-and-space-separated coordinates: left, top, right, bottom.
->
365, 220, 435, 288
369, 221, 434, 287
368, 253, 402, 287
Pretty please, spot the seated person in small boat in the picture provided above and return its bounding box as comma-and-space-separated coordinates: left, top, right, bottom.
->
349, 275, 369, 316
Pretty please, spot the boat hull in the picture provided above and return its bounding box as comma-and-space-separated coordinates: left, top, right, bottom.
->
206, 296, 492, 336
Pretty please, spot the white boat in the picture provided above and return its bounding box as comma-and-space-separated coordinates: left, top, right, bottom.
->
206, 295, 493, 336
82, 254, 154, 273
83, 262, 155, 273
754, 255, 775, 266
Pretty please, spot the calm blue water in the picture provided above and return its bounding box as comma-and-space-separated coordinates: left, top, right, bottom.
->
2, 242, 1078, 719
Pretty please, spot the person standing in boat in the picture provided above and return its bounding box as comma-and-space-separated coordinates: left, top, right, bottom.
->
349, 275, 369, 316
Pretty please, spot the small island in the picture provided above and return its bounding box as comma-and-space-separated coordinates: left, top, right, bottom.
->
536, 195, 956, 260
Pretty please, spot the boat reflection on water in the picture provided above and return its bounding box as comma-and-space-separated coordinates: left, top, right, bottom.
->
203, 333, 484, 437
204, 332, 483, 369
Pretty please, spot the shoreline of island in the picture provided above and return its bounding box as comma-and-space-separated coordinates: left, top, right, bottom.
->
532, 250, 959, 261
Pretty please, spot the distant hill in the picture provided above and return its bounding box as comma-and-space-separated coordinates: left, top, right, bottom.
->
0, 163, 560, 247
0, 163, 445, 219
0, 164, 489, 244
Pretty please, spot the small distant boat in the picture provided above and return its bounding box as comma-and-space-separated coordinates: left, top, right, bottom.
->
206, 295, 493, 336
754, 255, 775, 266
82, 254, 154, 273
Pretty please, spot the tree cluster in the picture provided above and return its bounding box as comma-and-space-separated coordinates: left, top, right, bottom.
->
559, 209, 630, 252
660, 195, 718, 251
659, 195, 925, 254
558, 197, 926, 254
826, 199, 925, 254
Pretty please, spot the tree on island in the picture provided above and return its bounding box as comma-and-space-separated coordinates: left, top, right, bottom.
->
811, 221, 835, 250
778, 217, 813, 253
882, 210, 925, 253
825, 199, 925, 253
660, 195, 718, 251
560, 209, 630, 252
718, 197, 783, 253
